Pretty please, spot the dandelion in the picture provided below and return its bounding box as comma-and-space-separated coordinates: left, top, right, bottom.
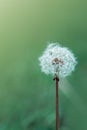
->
38, 43, 77, 130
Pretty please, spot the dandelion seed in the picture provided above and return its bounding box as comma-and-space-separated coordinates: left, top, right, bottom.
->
39, 43, 77, 78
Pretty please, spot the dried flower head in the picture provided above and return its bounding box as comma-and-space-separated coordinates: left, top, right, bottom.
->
39, 43, 77, 77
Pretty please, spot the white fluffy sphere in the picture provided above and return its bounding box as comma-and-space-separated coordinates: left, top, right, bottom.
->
39, 43, 77, 77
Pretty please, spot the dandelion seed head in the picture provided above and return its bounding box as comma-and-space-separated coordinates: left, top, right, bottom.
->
39, 43, 77, 77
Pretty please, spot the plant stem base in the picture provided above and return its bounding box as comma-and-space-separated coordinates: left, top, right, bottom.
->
53, 75, 59, 130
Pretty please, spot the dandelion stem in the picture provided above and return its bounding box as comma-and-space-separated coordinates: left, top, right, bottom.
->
53, 75, 59, 130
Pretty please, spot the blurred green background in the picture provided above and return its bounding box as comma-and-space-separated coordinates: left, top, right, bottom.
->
0, 0, 87, 130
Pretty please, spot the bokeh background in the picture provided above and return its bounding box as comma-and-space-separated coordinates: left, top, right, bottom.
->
0, 0, 87, 130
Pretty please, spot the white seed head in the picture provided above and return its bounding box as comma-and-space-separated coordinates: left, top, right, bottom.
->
39, 43, 77, 77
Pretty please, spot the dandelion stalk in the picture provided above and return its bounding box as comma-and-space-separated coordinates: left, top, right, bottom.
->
53, 75, 59, 130
39, 42, 77, 130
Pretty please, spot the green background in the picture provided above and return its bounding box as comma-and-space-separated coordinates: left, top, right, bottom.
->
0, 0, 87, 130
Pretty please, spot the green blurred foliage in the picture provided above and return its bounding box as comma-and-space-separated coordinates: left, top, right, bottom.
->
0, 0, 87, 130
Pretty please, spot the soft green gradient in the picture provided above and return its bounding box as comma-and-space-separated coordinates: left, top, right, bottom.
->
0, 0, 87, 130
